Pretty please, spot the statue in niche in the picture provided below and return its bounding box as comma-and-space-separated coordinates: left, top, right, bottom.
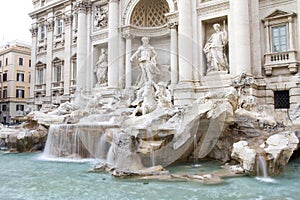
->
94, 48, 108, 86
203, 23, 229, 74
130, 37, 160, 88
94, 6, 108, 28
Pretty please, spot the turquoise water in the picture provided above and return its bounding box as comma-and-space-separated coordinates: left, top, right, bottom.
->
1, 153, 300, 200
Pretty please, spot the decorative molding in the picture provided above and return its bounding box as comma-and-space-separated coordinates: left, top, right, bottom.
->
91, 32, 109, 41
120, 25, 170, 38
197, 0, 229, 16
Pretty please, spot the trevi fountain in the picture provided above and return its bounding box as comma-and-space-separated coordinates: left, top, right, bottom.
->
1, 0, 300, 199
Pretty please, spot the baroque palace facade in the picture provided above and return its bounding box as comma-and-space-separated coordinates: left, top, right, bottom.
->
29, 0, 300, 115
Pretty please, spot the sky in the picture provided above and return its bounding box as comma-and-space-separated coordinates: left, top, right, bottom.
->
0, 0, 33, 45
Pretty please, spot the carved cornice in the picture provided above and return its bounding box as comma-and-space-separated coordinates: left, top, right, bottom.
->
197, 0, 229, 16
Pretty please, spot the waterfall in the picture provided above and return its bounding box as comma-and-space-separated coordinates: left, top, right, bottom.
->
256, 155, 268, 178
40, 124, 107, 162
193, 134, 201, 167
255, 155, 276, 183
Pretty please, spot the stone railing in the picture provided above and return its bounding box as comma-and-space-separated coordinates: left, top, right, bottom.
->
52, 81, 64, 89
264, 50, 298, 75
34, 84, 46, 93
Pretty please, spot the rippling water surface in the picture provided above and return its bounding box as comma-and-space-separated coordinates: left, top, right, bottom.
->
0, 153, 299, 200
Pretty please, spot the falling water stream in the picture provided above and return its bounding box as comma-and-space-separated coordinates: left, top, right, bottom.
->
256, 155, 276, 183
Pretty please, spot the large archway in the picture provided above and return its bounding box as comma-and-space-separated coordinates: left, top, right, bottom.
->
130, 0, 169, 27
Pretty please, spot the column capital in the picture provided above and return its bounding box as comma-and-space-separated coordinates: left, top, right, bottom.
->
74, 1, 90, 13
46, 19, 54, 32
30, 24, 38, 37
63, 14, 73, 26
121, 32, 134, 39
167, 21, 178, 29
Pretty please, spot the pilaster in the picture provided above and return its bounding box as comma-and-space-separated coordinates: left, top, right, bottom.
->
46, 18, 54, 98
63, 13, 73, 97
123, 33, 133, 88
168, 22, 178, 85
29, 24, 38, 100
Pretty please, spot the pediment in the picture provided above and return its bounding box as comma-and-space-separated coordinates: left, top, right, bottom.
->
35, 61, 45, 66
263, 9, 295, 20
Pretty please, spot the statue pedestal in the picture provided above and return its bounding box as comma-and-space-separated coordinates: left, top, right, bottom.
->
202, 71, 234, 87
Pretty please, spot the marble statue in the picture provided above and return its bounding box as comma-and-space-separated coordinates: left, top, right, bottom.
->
130, 37, 160, 88
203, 23, 229, 74
95, 48, 108, 86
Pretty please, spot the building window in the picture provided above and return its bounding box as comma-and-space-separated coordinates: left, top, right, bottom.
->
3, 73, 7, 82
72, 60, 77, 80
5, 58, 8, 65
36, 68, 44, 84
16, 104, 25, 111
40, 25, 46, 40
272, 25, 288, 52
41, 0, 45, 6
56, 18, 63, 35
29, 59, 31, 67
19, 58, 24, 66
2, 105, 7, 111
274, 90, 290, 109
3, 89, 7, 98
53, 65, 62, 83
0, 60, 2, 67
16, 89, 25, 98
17, 72, 25, 82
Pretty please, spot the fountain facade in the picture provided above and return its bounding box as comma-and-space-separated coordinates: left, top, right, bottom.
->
1, 0, 299, 178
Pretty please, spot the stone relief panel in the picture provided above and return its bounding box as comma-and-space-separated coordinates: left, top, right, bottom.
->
94, 4, 108, 30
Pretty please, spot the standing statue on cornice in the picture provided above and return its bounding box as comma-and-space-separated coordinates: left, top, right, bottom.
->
95, 48, 108, 86
203, 23, 229, 74
130, 37, 160, 88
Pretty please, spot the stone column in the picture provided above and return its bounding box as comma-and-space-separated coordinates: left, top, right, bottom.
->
76, 2, 88, 92
178, 0, 193, 82
63, 13, 72, 97
29, 24, 38, 100
86, 6, 92, 93
107, 0, 119, 88
230, 0, 251, 75
46, 18, 54, 99
169, 22, 178, 85
124, 34, 132, 88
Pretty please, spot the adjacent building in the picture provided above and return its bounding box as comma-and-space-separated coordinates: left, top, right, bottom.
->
28, 0, 300, 119
0, 41, 31, 124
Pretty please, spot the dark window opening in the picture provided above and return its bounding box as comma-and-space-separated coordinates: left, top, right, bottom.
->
274, 90, 290, 109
